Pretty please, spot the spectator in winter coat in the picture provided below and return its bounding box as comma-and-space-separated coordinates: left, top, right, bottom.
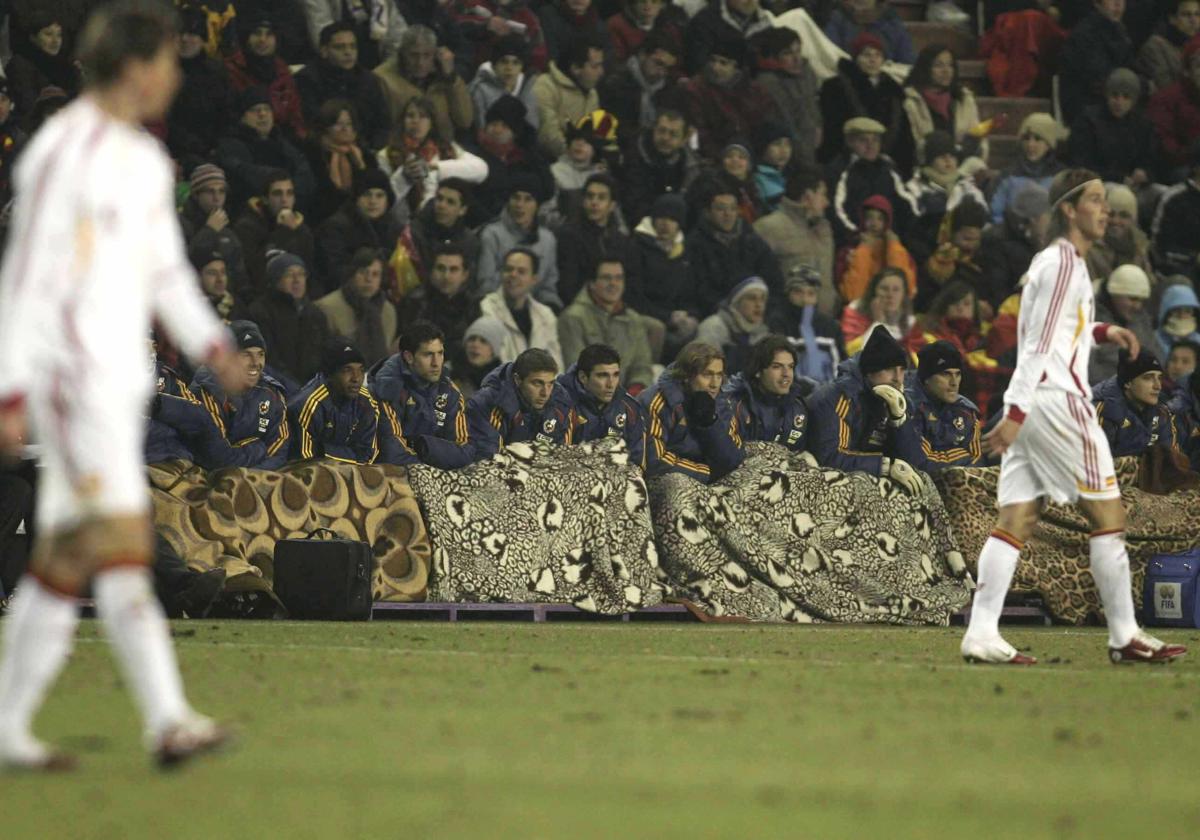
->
696, 276, 772, 377
477, 247, 565, 368
145, 351, 201, 466
398, 179, 482, 287
767, 266, 844, 383
1151, 151, 1200, 277
823, 0, 916, 65
639, 342, 745, 482
288, 337, 418, 465
559, 344, 647, 467
538, 0, 613, 67
1058, 0, 1135, 122
827, 116, 919, 245
721, 334, 814, 453
806, 326, 927, 483
683, 36, 776, 163
899, 45, 988, 178
685, 181, 784, 318
246, 251, 331, 390
468, 95, 556, 223
477, 178, 562, 308
1171, 364, 1200, 468
977, 182, 1048, 310
629, 193, 695, 358
916, 281, 1007, 411
1138, 0, 1200, 93
620, 108, 702, 224
453, 0, 550, 74
374, 25, 475, 144
754, 167, 837, 318
841, 266, 922, 356
294, 23, 391, 148
179, 164, 250, 297
1090, 264, 1158, 384
1086, 184, 1155, 290
466, 348, 574, 460
370, 322, 475, 469
905, 130, 988, 261
239, 1, 314, 64
905, 340, 983, 470
684, 0, 775, 76
547, 113, 613, 224
1066, 68, 1161, 185
303, 99, 373, 226
555, 173, 638, 304
315, 247, 399, 368
1155, 283, 1200, 361
224, 15, 307, 142
188, 245, 249, 324
454, 316, 506, 397
3, 12, 80, 116
606, 0, 685, 62
1093, 351, 1180, 457
301, 0, 406, 67
1147, 40, 1200, 173
914, 198, 989, 315
532, 34, 606, 158
598, 32, 681, 151
233, 170, 318, 300
469, 34, 541, 133
216, 86, 317, 218
557, 257, 655, 390
399, 244, 483, 367
168, 11, 236, 173
1168, 340, 1200, 386
753, 122, 793, 215
838, 194, 917, 303
817, 32, 907, 164
750, 26, 822, 170
316, 168, 403, 299
988, 112, 1064, 224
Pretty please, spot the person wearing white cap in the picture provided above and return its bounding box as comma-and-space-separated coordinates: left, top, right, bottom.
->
696, 276, 771, 376
1090, 264, 1157, 383
1086, 183, 1155, 286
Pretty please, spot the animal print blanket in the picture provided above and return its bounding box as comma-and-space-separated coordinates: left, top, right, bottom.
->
149, 460, 431, 601
936, 458, 1200, 624
407, 439, 665, 614
649, 443, 973, 624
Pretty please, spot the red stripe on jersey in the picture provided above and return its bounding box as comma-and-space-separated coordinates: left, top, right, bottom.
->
1068, 347, 1087, 397
1037, 244, 1072, 354
1068, 395, 1098, 490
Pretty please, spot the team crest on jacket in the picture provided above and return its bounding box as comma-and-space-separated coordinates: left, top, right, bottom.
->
259, 400, 271, 415
615, 412, 627, 429
543, 418, 557, 434
793, 414, 805, 429
436, 393, 448, 409
953, 415, 964, 430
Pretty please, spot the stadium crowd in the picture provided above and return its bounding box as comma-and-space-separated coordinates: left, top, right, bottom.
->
3, 0, 1200, 613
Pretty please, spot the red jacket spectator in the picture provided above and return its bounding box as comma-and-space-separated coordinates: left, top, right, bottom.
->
226, 49, 307, 141
454, 0, 549, 73
1147, 38, 1200, 170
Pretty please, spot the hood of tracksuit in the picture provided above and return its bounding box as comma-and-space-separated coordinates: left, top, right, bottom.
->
724, 371, 813, 409
480, 361, 560, 415
371, 353, 449, 405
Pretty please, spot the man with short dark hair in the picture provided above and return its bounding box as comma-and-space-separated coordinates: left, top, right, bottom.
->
402, 178, 481, 284
233, 169, 317, 299
294, 22, 390, 148
556, 173, 638, 304
225, 14, 307, 140
686, 181, 784, 316
478, 179, 562, 308
558, 259, 654, 390
599, 32, 682, 150
478, 247, 564, 367
533, 34, 606, 158
560, 343, 647, 467
399, 244, 481, 362
288, 337, 417, 465
620, 108, 701, 224
721, 335, 813, 453
466, 347, 573, 460
371, 321, 474, 469
906, 340, 983, 470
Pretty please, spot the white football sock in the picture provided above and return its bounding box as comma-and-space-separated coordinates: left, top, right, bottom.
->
964, 531, 1021, 641
0, 576, 78, 760
94, 568, 189, 740
1089, 532, 1139, 648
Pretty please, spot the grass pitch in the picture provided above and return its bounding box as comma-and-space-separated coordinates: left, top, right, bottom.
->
3, 620, 1199, 839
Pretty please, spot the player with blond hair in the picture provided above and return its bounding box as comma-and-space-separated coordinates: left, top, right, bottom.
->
0, 1, 239, 769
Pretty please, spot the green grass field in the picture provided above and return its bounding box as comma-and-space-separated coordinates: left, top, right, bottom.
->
4, 620, 1199, 839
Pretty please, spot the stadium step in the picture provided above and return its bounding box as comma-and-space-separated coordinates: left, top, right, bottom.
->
976, 95, 1052, 125
905, 21, 977, 58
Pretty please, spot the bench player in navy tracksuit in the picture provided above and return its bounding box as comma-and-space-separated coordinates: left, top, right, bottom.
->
558, 344, 646, 468
466, 348, 574, 461
1093, 351, 1181, 458
905, 340, 984, 470
721, 335, 814, 454
370, 321, 473, 469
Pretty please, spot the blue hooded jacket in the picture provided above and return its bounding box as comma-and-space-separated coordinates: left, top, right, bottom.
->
186, 366, 291, 470
720, 372, 812, 453
1169, 374, 1200, 469
637, 367, 744, 483
1155, 284, 1200, 362
287, 374, 417, 466
904, 371, 983, 471
465, 361, 574, 461
1093, 375, 1179, 458
557, 364, 646, 469
806, 357, 926, 475
371, 354, 473, 470
145, 363, 199, 464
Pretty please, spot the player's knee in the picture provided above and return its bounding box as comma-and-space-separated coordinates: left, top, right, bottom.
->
996, 502, 1040, 543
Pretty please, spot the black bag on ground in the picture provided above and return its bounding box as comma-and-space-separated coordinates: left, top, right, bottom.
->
273, 529, 375, 621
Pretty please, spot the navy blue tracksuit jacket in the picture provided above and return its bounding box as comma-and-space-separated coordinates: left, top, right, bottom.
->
638, 368, 744, 483
187, 367, 291, 470
905, 373, 983, 470
371, 354, 473, 470
465, 362, 574, 461
287, 374, 418, 466
557, 364, 647, 468
146, 363, 199, 464
721, 372, 813, 453
1093, 376, 1179, 458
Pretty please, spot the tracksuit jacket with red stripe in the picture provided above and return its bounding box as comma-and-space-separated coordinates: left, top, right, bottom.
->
638, 369, 744, 484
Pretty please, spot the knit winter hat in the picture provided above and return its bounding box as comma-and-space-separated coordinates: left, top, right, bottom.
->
322, 337, 366, 375
506, 171, 546, 203
849, 32, 885, 58
727, 275, 769, 307
923, 130, 958, 164
189, 163, 226, 194
463, 316, 508, 356
1106, 264, 1151, 299
859, 325, 908, 374
784, 264, 822, 292
950, 198, 989, 232
1106, 184, 1137, 220
187, 243, 224, 272
494, 33, 529, 63
265, 251, 306, 287
1105, 68, 1141, 100
1118, 349, 1163, 387
237, 86, 272, 115
650, 193, 687, 225
484, 95, 529, 134
859, 193, 893, 227
1009, 182, 1049, 220
352, 167, 395, 206
229, 320, 266, 351
918, 340, 963, 382
753, 121, 791, 156
1018, 112, 1065, 147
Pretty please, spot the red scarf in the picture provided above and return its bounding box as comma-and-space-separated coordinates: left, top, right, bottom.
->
921, 87, 952, 122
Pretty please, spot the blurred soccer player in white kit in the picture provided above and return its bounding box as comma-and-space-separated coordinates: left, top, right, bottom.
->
0, 1, 239, 770
960, 169, 1187, 666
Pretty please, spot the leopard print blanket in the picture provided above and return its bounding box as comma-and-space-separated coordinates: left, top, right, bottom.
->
936, 457, 1200, 624
649, 443, 973, 624
149, 460, 431, 602
407, 438, 665, 614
